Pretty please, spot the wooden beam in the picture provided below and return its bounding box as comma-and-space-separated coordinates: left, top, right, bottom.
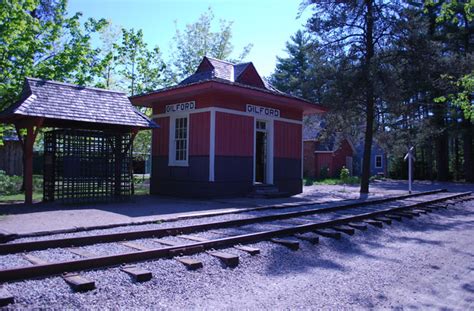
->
15, 119, 43, 205
23, 126, 34, 204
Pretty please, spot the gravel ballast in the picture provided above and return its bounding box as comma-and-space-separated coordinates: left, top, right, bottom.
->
1, 200, 472, 309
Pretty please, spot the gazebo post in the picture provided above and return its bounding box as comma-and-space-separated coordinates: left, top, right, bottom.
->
15, 120, 42, 205
24, 126, 34, 204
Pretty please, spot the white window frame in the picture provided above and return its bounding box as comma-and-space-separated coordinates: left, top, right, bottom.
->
375, 155, 383, 168
169, 113, 190, 167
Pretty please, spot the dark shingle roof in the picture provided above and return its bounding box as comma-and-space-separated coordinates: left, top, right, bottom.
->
180, 57, 265, 87
133, 57, 325, 110
0, 78, 156, 128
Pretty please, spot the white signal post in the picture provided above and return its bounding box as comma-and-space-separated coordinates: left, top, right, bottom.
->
404, 146, 415, 194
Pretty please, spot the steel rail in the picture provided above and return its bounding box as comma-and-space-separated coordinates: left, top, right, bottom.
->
0, 191, 470, 283
0, 189, 448, 255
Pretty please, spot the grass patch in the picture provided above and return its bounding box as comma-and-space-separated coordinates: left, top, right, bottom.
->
0, 191, 43, 203
304, 176, 361, 186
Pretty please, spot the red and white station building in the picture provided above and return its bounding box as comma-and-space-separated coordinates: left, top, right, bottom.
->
131, 57, 327, 197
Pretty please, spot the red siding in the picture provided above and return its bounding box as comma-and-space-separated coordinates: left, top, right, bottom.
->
274, 121, 302, 159
152, 116, 169, 156
215, 112, 253, 156
332, 140, 353, 174
314, 139, 354, 178
236, 65, 265, 88
189, 112, 210, 156
303, 141, 316, 177
315, 153, 333, 177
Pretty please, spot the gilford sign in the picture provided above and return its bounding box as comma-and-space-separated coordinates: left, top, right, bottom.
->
166, 101, 196, 113
246, 104, 280, 118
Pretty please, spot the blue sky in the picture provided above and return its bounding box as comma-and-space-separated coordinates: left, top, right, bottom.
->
68, 0, 312, 77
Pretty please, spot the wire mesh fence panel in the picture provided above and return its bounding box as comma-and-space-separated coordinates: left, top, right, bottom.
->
44, 129, 133, 204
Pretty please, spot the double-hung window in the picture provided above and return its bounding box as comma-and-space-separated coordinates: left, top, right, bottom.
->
375, 155, 383, 168
170, 116, 188, 166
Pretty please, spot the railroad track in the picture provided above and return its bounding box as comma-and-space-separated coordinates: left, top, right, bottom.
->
0, 190, 472, 306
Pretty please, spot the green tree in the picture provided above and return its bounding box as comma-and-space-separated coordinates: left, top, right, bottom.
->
270, 30, 329, 102
167, 8, 253, 83
0, 0, 107, 142
115, 28, 166, 96
303, 0, 401, 193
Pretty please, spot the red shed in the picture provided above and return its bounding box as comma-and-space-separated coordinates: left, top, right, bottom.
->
131, 57, 326, 197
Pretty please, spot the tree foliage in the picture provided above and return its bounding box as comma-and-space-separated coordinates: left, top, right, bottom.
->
167, 8, 253, 83
273, 0, 473, 184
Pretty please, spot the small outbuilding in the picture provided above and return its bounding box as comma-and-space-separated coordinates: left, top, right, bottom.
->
0, 78, 156, 204
131, 57, 327, 197
303, 134, 356, 179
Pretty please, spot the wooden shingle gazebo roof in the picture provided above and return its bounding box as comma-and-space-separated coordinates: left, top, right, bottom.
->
0, 78, 156, 130
0, 78, 157, 204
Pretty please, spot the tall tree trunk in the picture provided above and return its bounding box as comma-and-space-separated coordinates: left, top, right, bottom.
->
434, 105, 450, 181
360, 0, 375, 194
463, 118, 474, 182
454, 135, 460, 180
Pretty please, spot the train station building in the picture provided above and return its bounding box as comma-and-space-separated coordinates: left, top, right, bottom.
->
131, 57, 327, 197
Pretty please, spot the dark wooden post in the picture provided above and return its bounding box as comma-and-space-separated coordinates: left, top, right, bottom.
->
114, 134, 123, 197
24, 126, 34, 204
16, 119, 42, 204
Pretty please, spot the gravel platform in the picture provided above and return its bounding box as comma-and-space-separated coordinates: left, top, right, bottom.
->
1, 200, 473, 310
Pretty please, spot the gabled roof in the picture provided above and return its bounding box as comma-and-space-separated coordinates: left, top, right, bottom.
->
180, 57, 266, 88
131, 57, 327, 114
0, 78, 156, 129
315, 135, 356, 153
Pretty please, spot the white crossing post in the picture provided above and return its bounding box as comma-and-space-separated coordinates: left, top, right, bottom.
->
404, 146, 415, 194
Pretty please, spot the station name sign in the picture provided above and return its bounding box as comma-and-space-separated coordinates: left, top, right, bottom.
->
246, 104, 280, 118
166, 101, 196, 113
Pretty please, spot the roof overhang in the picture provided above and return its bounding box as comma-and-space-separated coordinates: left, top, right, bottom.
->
0, 113, 155, 132
130, 80, 328, 114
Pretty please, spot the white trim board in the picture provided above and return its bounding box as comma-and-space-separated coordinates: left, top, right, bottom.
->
209, 110, 216, 181
152, 106, 302, 125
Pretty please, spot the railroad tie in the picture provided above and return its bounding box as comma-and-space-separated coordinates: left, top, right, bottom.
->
294, 234, 320, 244
332, 226, 356, 235
62, 273, 96, 292
0, 288, 14, 307
428, 203, 447, 209
392, 212, 413, 219
175, 235, 239, 267
22, 254, 49, 266
397, 210, 420, 217
68, 248, 97, 258
385, 215, 403, 222
175, 257, 203, 270
154, 239, 205, 269
372, 217, 392, 225
233, 245, 261, 255
270, 238, 300, 250
120, 265, 153, 282
346, 223, 368, 230
26, 251, 96, 291
208, 251, 240, 267
313, 230, 342, 240
364, 220, 384, 228
181, 235, 260, 255
419, 207, 433, 213
115, 243, 154, 282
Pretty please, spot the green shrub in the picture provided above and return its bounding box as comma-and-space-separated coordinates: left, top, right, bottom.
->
0, 171, 22, 195
319, 166, 330, 179
340, 166, 350, 184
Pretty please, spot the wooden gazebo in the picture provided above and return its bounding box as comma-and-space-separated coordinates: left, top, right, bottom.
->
0, 78, 156, 204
